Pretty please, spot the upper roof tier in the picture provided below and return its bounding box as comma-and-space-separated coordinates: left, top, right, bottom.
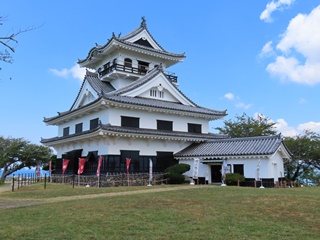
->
78, 17, 186, 69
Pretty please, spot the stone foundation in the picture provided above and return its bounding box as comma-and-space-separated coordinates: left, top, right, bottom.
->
51, 172, 167, 187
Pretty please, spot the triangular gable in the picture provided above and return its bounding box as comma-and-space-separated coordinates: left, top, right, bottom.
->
71, 79, 99, 110
272, 142, 292, 160
117, 70, 196, 106
123, 28, 162, 51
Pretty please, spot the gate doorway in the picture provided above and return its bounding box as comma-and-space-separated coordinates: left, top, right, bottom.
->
211, 165, 222, 182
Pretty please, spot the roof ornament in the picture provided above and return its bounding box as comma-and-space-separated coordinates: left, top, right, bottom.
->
141, 16, 147, 28
158, 63, 163, 71
112, 32, 116, 38
118, 32, 121, 38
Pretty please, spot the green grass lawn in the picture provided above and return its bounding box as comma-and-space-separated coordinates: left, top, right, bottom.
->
0, 184, 319, 240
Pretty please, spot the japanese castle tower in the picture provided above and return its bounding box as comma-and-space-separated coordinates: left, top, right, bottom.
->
42, 18, 290, 185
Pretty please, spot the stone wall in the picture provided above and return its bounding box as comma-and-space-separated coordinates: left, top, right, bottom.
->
51, 172, 167, 187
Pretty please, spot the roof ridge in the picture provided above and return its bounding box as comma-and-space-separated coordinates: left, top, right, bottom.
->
210, 134, 281, 142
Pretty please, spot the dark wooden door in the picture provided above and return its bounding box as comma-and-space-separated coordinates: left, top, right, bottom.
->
211, 165, 222, 182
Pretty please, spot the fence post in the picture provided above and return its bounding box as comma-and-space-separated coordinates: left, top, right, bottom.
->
237, 180, 240, 187
12, 174, 15, 192
44, 173, 47, 190
17, 174, 20, 190
254, 180, 256, 188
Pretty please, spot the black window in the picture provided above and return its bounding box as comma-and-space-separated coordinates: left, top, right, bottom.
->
156, 152, 176, 172
121, 150, 140, 172
63, 127, 69, 136
138, 60, 149, 74
124, 58, 132, 68
233, 164, 244, 176
75, 123, 83, 134
188, 123, 202, 133
106, 155, 121, 172
121, 116, 139, 128
157, 120, 173, 131
90, 118, 99, 130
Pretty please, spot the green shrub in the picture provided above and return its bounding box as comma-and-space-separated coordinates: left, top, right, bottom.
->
226, 173, 245, 185
164, 163, 190, 175
164, 164, 190, 184
166, 172, 185, 184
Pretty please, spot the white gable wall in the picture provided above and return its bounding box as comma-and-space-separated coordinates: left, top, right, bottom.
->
71, 81, 100, 110
125, 29, 162, 51
123, 73, 194, 106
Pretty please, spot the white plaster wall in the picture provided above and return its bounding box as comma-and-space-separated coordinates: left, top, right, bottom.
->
179, 155, 285, 183
115, 50, 166, 72
180, 159, 212, 182
57, 110, 109, 136
108, 108, 209, 133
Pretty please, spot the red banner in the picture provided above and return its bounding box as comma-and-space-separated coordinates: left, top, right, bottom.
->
126, 158, 131, 173
96, 155, 103, 177
62, 159, 70, 174
78, 158, 86, 175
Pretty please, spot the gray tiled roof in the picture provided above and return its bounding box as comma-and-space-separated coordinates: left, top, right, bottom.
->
107, 96, 226, 116
174, 134, 286, 158
78, 19, 185, 65
44, 68, 227, 122
101, 124, 227, 140
105, 66, 226, 116
69, 70, 115, 110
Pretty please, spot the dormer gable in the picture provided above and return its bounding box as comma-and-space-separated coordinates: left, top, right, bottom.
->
71, 81, 99, 110
119, 17, 163, 51
70, 71, 115, 110
109, 66, 196, 106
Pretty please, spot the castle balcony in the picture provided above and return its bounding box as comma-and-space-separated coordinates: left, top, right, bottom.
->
99, 63, 178, 83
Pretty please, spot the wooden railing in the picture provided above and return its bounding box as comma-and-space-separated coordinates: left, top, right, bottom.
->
99, 63, 178, 83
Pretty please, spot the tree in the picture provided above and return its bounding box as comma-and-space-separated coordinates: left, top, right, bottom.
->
0, 16, 34, 71
215, 113, 277, 138
283, 130, 320, 183
0, 136, 53, 182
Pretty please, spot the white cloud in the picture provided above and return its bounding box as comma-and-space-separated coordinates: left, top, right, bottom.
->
50, 63, 86, 83
259, 41, 274, 58
260, 0, 295, 22
235, 102, 252, 110
273, 118, 320, 137
223, 92, 252, 110
274, 118, 299, 137
297, 122, 320, 133
266, 5, 320, 85
224, 93, 234, 100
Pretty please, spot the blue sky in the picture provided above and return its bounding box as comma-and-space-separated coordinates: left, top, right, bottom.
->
1, 0, 320, 144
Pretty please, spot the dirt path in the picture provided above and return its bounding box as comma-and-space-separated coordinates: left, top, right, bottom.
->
0, 185, 212, 210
